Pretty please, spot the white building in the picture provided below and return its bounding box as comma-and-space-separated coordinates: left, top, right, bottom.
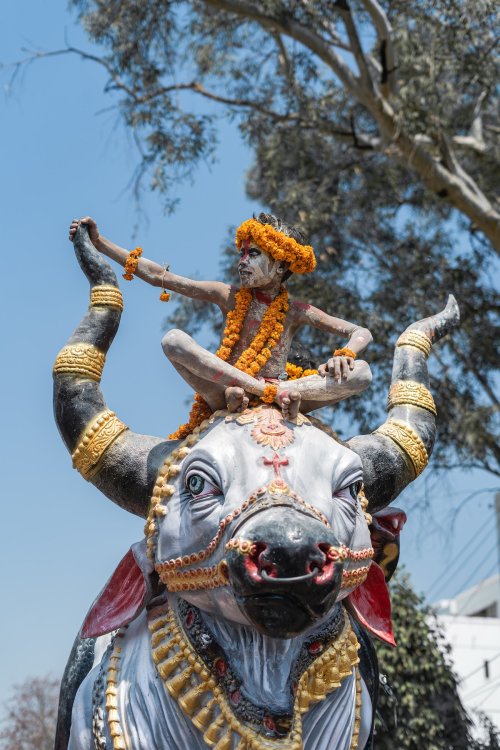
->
436, 574, 500, 734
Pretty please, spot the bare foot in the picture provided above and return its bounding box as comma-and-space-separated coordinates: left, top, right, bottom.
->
277, 389, 301, 421
225, 386, 249, 413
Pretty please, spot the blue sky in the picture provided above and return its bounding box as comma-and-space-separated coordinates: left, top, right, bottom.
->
1, 0, 498, 706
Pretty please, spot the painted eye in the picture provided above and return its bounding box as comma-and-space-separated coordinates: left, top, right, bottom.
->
185, 471, 221, 500
349, 481, 362, 500
187, 474, 205, 496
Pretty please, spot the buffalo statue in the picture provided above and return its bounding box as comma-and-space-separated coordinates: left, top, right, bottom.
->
53, 226, 459, 750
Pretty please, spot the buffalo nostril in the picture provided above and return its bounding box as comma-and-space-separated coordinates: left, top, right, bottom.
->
244, 542, 278, 581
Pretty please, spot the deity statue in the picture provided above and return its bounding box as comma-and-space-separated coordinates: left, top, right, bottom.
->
69, 213, 372, 429
55, 222, 459, 750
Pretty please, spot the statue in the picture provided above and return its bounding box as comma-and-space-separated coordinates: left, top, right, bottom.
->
54, 223, 459, 749
68, 214, 372, 425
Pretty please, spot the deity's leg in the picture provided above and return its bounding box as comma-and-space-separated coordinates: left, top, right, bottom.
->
161, 329, 265, 411
279, 360, 372, 413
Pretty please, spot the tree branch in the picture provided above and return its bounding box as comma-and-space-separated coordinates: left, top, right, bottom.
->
200, 0, 364, 100
445, 338, 499, 409
373, 98, 500, 250
200, 1, 500, 249
358, 0, 398, 96
5, 46, 138, 100
336, 1, 378, 98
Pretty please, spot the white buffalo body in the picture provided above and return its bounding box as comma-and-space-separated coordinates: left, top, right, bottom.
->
69, 411, 374, 750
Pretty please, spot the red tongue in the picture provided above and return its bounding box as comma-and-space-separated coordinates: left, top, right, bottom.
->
347, 562, 396, 646
81, 549, 147, 638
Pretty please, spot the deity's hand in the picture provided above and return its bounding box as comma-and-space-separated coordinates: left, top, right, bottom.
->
318, 355, 355, 383
69, 216, 99, 247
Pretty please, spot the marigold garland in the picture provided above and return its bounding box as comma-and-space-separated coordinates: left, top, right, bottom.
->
236, 219, 316, 274
169, 287, 289, 439
285, 362, 319, 380
261, 384, 278, 404
123, 247, 143, 281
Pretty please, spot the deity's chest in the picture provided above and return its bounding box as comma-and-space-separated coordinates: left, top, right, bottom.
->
229, 297, 294, 376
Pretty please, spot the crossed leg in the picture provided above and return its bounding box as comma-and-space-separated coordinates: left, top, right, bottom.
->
162, 329, 266, 412
277, 362, 372, 414
162, 329, 372, 418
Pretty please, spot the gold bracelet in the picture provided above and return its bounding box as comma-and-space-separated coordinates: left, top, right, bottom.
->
53, 343, 106, 382
333, 347, 357, 359
387, 380, 437, 415
396, 330, 432, 357
72, 410, 128, 480
90, 285, 123, 312
374, 419, 428, 478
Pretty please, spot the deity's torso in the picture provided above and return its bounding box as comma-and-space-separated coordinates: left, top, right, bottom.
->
228, 292, 302, 378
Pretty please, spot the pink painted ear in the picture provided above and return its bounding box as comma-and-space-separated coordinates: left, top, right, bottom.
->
347, 562, 396, 647
81, 549, 148, 638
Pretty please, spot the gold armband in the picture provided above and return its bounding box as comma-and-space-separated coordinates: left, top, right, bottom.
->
396, 330, 432, 357
72, 409, 128, 480
90, 285, 123, 312
53, 343, 106, 382
387, 380, 437, 415
374, 419, 428, 478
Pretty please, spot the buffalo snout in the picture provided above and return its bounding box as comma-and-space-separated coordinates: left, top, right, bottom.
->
226, 506, 344, 638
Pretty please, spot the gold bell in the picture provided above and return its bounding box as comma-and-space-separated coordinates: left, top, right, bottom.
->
213, 728, 233, 750
151, 628, 170, 648
105, 695, 116, 710
166, 666, 193, 698
298, 689, 311, 712
178, 683, 207, 716
339, 654, 352, 673
309, 674, 326, 698
203, 714, 225, 746
157, 652, 184, 680
154, 641, 175, 662
347, 644, 359, 661
192, 699, 216, 732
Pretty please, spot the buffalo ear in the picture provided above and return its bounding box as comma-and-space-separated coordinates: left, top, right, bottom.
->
81, 546, 152, 638
346, 563, 396, 647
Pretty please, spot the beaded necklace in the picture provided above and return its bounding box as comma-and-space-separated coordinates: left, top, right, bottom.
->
169, 287, 289, 439
146, 600, 362, 750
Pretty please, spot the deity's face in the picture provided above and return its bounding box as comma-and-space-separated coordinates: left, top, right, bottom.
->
237, 241, 285, 289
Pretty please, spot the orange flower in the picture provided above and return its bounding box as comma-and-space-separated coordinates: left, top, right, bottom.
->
285, 362, 319, 380
334, 347, 357, 359
169, 286, 290, 439
261, 384, 278, 404
123, 247, 143, 280
235, 219, 316, 274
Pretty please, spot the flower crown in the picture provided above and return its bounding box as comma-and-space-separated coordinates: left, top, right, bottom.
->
235, 218, 316, 274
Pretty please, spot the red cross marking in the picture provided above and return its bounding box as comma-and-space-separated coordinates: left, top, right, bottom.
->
263, 453, 289, 479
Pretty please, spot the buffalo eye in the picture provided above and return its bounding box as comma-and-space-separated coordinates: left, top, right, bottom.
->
349, 480, 363, 500
187, 474, 205, 496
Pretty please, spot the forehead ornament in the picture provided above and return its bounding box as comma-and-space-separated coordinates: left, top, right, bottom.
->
231, 404, 309, 450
